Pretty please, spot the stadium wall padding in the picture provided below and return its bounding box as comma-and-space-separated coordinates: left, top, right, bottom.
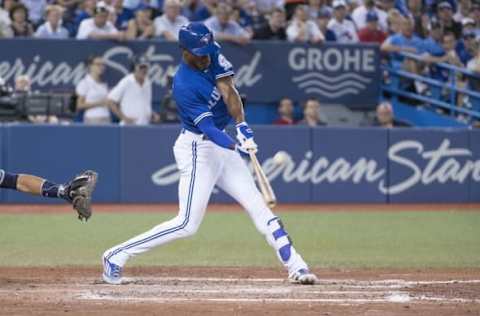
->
1, 124, 479, 203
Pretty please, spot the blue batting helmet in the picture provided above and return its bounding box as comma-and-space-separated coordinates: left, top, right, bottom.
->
178, 22, 220, 56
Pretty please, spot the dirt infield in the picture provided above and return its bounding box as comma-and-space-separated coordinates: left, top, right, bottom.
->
0, 267, 479, 315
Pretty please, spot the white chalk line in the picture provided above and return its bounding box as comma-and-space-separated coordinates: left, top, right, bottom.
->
119, 277, 480, 286
79, 293, 480, 305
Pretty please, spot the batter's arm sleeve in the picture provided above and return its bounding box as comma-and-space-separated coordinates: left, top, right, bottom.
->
197, 116, 236, 150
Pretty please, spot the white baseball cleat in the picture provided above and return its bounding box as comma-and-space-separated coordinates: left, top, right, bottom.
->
289, 268, 318, 285
102, 252, 123, 285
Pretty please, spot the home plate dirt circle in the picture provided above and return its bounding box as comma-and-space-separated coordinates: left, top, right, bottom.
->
1, 268, 480, 315
78, 277, 480, 305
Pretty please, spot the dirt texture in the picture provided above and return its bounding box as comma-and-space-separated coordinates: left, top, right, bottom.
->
0, 267, 479, 315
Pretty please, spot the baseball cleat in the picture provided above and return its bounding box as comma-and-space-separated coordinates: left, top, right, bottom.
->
102, 253, 123, 285
289, 268, 318, 285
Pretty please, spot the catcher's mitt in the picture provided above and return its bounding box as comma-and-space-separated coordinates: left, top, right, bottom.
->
65, 170, 98, 221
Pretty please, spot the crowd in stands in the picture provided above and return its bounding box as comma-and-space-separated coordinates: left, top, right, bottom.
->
0, 0, 477, 45
0, 0, 479, 126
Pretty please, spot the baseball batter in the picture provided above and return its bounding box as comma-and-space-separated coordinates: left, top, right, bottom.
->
102, 22, 317, 285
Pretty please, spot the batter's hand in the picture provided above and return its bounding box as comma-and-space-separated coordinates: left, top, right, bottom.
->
236, 122, 258, 153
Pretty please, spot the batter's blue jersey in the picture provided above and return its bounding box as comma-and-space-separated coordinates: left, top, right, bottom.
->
172, 52, 234, 134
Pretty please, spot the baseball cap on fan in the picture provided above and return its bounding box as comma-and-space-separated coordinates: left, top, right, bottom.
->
332, 0, 347, 9
366, 11, 379, 22
437, 1, 453, 10
94, 1, 113, 14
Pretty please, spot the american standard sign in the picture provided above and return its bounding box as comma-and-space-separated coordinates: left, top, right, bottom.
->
0, 39, 380, 109
151, 138, 480, 196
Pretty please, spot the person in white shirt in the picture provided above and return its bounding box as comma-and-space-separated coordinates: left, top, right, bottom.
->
20, 0, 47, 25
154, 0, 188, 41
287, 5, 324, 43
34, 5, 69, 39
76, 56, 111, 125
351, 0, 388, 31
76, 3, 125, 40
327, 0, 359, 43
107, 57, 159, 125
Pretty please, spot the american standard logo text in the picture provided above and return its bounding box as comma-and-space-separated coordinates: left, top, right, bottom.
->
0, 45, 262, 89
152, 139, 480, 195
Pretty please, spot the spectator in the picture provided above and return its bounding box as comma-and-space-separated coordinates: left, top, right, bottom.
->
14, 74, 30, 92
254, 7, 286, 39
204, 3, 251, 44
154, 0, 188, 41
0, 0, 16, 27
126, 4, 155, 39
327, 0, 359, 43
358, 11, 388, 43
234, 0, 267, 36
386, 8, 404, 34
317, 8, 337, 41
110, 0, 134, 30
437, 1, 462, 39
352, 0, 388, 31
422, 20, 444, 57
407, 0, 429, 38
72, 0, 97, 35
76, 2, 124, 40
467, 49, 480, 103
298, 98, 327, 126
34, 5, 69, 39
453, 0, 472, 23
0, 0, 14, 37
440, 31, 464, 67
188, 0, 217, 21
182, 0, 208, 21
9, 3, 33, 37
75, 55, 111, 125
20, 0, 47, 25
373, 101, 396, 127
381, 18, 424, 64
377, 0, 396, 15
273, 97, 296, 125
255, 0, 284, 15
286, 5, 324, 43
456, 29, 477, 65
472, 3, 480, 38
107, 56, 160, 125
307, 0, 330, 19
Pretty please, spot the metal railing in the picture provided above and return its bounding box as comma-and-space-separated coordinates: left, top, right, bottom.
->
381, 52, 480, 122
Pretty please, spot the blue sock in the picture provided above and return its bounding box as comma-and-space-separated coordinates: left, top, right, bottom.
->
41, 181, 66, 199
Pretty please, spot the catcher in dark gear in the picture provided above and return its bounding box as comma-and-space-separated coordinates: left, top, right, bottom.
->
0, 169, 98, 221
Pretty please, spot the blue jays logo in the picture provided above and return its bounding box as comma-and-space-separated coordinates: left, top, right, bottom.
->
200, 33, 211, 44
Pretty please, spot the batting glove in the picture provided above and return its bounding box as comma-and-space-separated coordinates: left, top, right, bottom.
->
236, 122, 258, 154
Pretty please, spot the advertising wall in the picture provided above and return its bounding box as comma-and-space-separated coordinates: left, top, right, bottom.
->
1, 124, 478, 203
0, 39, 380, 108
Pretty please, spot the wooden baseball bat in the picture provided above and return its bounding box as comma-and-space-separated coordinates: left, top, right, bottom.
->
249, 151, 277, 208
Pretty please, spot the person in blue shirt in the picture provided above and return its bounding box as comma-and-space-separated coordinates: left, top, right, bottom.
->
102, 22, 317, 286
456, 31, 477, 66
381, 18, 424, 65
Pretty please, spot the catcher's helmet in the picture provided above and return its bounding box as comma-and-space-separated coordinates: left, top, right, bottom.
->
178, 22, 220, 56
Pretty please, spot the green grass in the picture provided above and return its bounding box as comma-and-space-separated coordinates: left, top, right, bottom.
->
0, 211, 479, 268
